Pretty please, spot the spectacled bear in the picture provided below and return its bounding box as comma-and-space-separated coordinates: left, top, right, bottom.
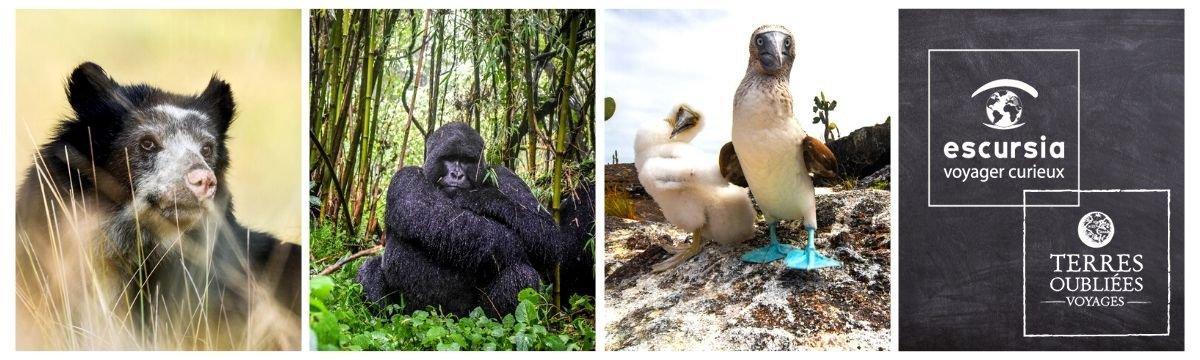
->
15, 62, 301, 349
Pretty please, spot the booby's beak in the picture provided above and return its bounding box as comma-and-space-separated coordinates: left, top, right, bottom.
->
756, 31, 789, 73
670, 106, 700, 138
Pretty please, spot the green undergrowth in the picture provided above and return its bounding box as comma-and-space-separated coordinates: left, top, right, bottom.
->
309, 259, 595, 351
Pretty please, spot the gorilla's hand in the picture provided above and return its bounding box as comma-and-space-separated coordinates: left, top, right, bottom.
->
451, 186, 516, 218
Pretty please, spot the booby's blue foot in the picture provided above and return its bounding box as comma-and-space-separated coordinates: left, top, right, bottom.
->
784, 227, 840, 270
741, 221, 795, 263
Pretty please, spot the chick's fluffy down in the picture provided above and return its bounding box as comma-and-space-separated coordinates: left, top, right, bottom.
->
634, 115, 755, 245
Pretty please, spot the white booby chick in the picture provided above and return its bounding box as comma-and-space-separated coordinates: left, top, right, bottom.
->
634, 104, 757, 273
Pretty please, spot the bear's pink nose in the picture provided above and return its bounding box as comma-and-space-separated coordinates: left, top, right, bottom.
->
186, 169, 217, 200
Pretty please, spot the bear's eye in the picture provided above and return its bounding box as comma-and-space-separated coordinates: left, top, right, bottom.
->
200, 144, 213, 157
139, 138, 158, 152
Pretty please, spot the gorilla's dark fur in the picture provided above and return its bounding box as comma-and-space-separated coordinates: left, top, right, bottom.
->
557, 183, 595, 297
356, 122, 571, 317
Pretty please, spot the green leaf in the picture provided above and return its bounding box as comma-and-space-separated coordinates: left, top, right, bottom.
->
517, 287, 540, 304
512, 333, 532, 351
310, 298, 327, 313
309, 275, 336, 302
435, 341, 461, 351
546, 334, 567, 350
351, 333, 372, 349
514, 301, 530, 323
426, 326, 448, 340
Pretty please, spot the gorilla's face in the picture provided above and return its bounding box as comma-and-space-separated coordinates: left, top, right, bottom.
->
423, 122, 487, 197
436, 155, 480, 195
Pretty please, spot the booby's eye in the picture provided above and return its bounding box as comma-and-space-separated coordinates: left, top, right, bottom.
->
755, 36, 763, 46
784, 37, 791, 48
139, 137, 158, 152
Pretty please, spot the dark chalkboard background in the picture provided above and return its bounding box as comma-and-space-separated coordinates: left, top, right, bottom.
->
898, 9, 1184, 350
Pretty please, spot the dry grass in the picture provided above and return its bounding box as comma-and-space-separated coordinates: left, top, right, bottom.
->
604, 187, 638, 219
15, 136, 300, 350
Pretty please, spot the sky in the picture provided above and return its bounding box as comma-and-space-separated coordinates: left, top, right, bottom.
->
604, 8, 897, 163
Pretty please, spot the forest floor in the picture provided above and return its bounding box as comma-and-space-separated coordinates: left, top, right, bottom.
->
603, 164, 891, 351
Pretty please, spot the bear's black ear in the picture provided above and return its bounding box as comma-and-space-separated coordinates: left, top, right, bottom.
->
67, 62, 123, 121
198, 75, 235, 132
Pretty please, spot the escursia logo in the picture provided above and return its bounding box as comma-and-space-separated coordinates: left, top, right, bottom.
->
971, 79, 1037, 130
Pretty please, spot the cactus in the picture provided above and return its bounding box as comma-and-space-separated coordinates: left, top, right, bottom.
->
811, 91, 839, 143
612, 150, 619, 164
604, 97, 616, 121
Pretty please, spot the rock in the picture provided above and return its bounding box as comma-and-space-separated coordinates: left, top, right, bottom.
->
604, 189, 891, 351
816, 122, 889, 187
857, 165, 890, 189
604, 163, 647, 197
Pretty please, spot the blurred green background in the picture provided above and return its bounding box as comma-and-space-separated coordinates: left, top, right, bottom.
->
15, 10, 302, 242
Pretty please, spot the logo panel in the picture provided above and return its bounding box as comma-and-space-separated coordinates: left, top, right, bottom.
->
1024, 190, 1171, 336
928, 50, 1079, 207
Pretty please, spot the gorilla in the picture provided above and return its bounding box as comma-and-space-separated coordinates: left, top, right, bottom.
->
356, 122, 565, 317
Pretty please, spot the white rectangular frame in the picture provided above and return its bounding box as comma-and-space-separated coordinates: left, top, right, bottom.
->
1021, 189, 1171, 337
927, 49, 1081, 208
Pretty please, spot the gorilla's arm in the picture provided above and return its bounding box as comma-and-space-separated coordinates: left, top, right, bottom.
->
454, 166, 563, 270
386, 167, 525, 272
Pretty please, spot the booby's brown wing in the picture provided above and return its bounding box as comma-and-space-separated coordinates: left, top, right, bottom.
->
719, 142, 749, 187
802, 135, 838, 179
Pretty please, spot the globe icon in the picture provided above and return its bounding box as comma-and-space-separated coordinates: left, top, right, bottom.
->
984, 89, 1024, 129
1077, 211, 1114, 248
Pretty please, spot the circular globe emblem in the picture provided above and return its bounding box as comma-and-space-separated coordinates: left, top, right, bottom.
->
985, 89, 1025, 129
1077, 211, 1115, 248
